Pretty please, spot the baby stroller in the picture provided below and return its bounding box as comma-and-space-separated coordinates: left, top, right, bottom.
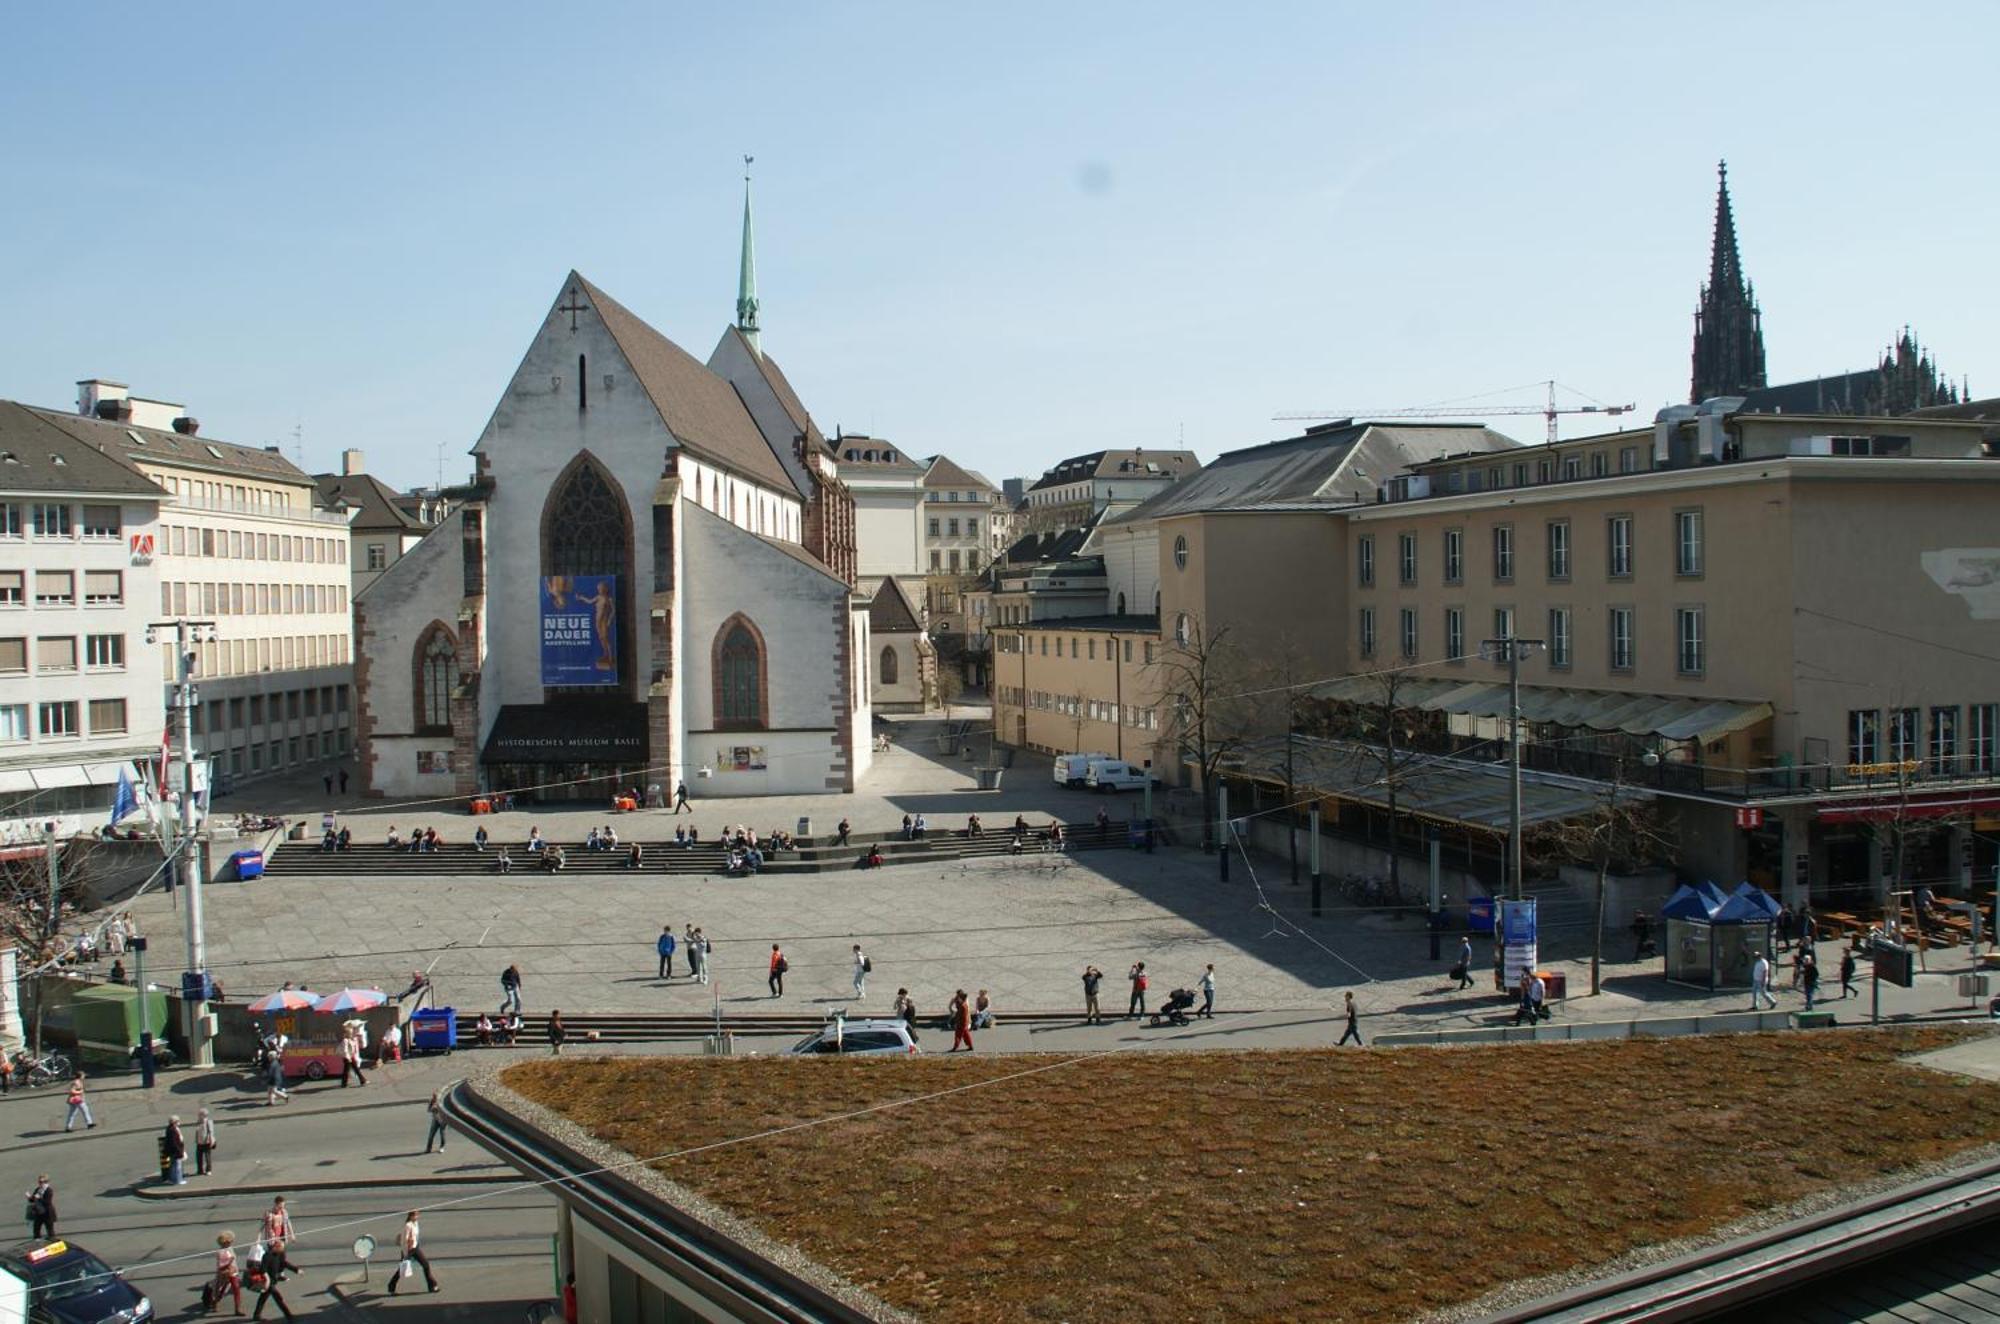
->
1151, 988, 1196, 1028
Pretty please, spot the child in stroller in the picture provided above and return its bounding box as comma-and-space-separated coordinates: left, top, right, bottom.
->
1150, 988, 1197, 1027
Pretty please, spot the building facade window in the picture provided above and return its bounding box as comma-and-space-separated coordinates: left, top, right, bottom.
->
0, 638, 22, 673
879, 645, 899, 686
80, 505, 121, 539
1443, 528, 1463, 584
1399, 607, 1418, 659
1848, 710, 1880, 766
85, 633, 125, 669
1492, 525, 1514, 582
1607, 515, 1633, 578
39, 701, 79, 737
715, 617, 767, 729
1358, 607, 1375, 657
1888, 707, 1919, 765
83, 570, 122, 605
1492, 606, 1515, 646
1561, 457, 1581, 481
1675, 607, 1704, 675
0, 571, 19, 605
1547, 607, 1571, 669
1357, 536, 1374, 587
416, 626, 457, 734
1970, 704, 1997, 773
32, 504, 71, 538
1174, 614, 1190, 646
1619, 447, 1638, 473
1546, 520, 1570, 581
1930, 706, 1959, 774
1445, 607, 1464, 661
1174, 534, 1189, 570
366, 543, 387, 570
0, 704, 26, 741
0, 504, 18, 538
1675, 509, 1704, 577
34, 571, 73, 606
35, 637, 76, 673
1398, 533, 1417, 585
1609, 607, 1634, 671
1590, 453, 1606, 477
88, 698, 127, 734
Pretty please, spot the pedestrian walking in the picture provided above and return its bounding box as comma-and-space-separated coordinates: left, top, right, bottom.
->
1840, 948, 1857, 998
768, 945, 787, 998
389, 1210, 440, 1295
424, 1088, 448, 1153
835, 817, 851, 846
251, 1238, 297, 1320
674, 781, 690, 814
211, 1231, 243, 1315
264, 1042, 289, 1105
1802, 953, 1821, 1011
695, 928, 712, 984
338, 1027, 368, 1087
548, 1009, 568, 1056
195, 1106, 216, 1176
1081, 965, 1104, 1025
155, 1113, 186, 1184
500, 964, 523, 1014
24, 1176, 54, 1240
1198, 964, 1216, 1019
259, 1196, 294, 1250
656, 926, 677, 980
1338, 991, 1364, 1046
1126, 962, 1148, 1019
1750, 952, 1778, 1010
0, 1053, 11, 1094
63, 1074, 95, 1131
949, 990, 975, 1051
852, 944, 869, 998
1454, 936, 1476, 989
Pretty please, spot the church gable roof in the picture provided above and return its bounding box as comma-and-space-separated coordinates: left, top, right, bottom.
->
922, 454, 992, 491
570, 274, 794, 492
867, 576, 923, 633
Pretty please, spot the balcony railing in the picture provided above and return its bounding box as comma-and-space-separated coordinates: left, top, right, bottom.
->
1505, 741, 2000, 802
170, 495, 351, 526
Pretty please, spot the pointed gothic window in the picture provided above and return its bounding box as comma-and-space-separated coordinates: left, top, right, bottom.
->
415, 626, 457, 734
715, 617, 765, 729
880, 645, 899, 686
542, 454, 632, 698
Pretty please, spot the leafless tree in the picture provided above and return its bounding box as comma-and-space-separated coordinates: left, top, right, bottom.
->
1149, 617, 1256, 852
1535, 755, 1677, 994
0, 835, 107, 1054
1330, 667, 1439, 903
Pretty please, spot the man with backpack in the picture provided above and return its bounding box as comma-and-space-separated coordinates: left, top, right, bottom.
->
768, 944, 788, 998
852, 944, 870, 998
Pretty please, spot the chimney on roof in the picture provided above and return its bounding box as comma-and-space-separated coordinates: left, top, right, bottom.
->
93, 398, 134, 422
341, 448, 365, 476
264, 445, 281, 454
76, 379, 129, 418
172, 416, 199, 436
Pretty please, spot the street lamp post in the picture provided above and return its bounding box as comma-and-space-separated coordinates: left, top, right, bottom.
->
148, 617, 217, 1068
1483, 634, 1544, 900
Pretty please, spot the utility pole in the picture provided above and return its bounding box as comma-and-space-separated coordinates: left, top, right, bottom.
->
1483, 634, 1543, 899
150, 617, 217, 1067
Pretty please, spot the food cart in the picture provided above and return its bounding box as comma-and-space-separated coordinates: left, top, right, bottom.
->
248, 988, 393, 1080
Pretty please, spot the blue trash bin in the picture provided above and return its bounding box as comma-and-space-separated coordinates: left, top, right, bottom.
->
230, 849, 264, 880
410, 1007, 457, 1054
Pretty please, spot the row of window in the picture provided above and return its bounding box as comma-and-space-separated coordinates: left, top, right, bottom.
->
1, 570, 125, 607
998, 633, 1151, 663
194, 684, 351, 736
1359, 604, 1708, 676
928, 550, 985, 573
1009, 688, 1160, 729
216, 728, 350, 777
0, 699, 128, 741
1447, 446, 1644, 495
0, 634, 126, 674
173, 633, 351, 679
158, 580, 349, 618
153, 473, 299, 514
924, 490, 987, 504
1359, 511, 1704, 588
0, 503, 126, 540
1846, 705, 1998, 775
153, 523, 341, 564
926, 517, 982, 538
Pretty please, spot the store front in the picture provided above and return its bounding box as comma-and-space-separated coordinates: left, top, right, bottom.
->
480, 703, 649, 804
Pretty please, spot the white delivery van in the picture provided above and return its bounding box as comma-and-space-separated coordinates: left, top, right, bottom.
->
1053, 753, 1113, 787
1086, 760, 1152, 792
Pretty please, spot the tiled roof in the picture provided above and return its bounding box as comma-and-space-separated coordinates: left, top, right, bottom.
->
314, 471, 429, 533
0, 401, 170, 498
922, 455, 993, 490
16, 403, 313, 486
572, 274, 794, 492
832, 436, 924, 473
1029, 449, 1199, 491
867, 576, 924, 632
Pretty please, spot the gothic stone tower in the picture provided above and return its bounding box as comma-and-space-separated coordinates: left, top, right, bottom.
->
1690, 161, 1768, 403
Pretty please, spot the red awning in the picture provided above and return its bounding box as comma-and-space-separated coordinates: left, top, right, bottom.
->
1818, 793, 2000, 824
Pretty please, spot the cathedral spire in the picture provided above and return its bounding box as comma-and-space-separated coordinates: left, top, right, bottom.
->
736, 155, 760, 355
1689, 159, 1767, 403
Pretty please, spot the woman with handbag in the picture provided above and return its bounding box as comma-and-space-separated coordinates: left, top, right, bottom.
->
388, 1210, 439, 1294
211, 1230, 243, 1315
196, 1107, 217, 1176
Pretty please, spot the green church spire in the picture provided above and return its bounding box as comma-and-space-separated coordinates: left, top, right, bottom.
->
736, 154, 760, 354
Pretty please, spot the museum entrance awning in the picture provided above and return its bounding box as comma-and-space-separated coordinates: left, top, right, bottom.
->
481, 704, 648, 765
1307, 677, 1772, 745
1225, 735, 1644, 833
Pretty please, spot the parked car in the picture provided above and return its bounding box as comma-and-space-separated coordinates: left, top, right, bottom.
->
788, 1019, 920, 1056
1086, 760, 1154, 793
1, 1239, 151, 1324
1052, 752, 1112, 788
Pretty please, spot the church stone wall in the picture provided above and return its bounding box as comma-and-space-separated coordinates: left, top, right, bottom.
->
354, 506, 474, 798
872, 632, 928, 712
679, 504, 853, 796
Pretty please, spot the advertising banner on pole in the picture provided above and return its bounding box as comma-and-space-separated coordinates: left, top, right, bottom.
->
1498, 897, 1539, 986
540, 575, 618, 686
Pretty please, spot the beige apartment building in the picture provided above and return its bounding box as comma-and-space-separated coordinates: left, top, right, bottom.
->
1341, 409, 2000, 900
994, 617, 1165, 762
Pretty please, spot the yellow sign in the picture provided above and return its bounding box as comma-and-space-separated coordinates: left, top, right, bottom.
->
1846, 760, 1920, 777
27, 1240, 68, 1261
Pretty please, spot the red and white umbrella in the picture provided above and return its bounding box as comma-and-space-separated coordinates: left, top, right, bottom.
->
245, 989, 317, 1014
312, 988, 387, 1015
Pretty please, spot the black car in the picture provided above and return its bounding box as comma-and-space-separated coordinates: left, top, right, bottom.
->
1, 1240, 151, 1324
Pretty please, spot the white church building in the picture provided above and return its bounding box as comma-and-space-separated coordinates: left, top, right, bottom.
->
356, 186, 873, 801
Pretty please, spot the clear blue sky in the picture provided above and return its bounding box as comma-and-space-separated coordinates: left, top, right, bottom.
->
4, 4, 1994, 493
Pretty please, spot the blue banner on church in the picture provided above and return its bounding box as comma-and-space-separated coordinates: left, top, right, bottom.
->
540, 575, 619, 686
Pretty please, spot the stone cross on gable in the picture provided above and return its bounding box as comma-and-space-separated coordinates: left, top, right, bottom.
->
557, 286, 589, 333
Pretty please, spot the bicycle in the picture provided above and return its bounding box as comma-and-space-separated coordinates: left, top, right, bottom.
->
13, 1050, 71, 1088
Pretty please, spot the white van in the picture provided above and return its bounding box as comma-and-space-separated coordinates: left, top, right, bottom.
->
1086, 760, 1152, 793
1053, 752, 1112, 788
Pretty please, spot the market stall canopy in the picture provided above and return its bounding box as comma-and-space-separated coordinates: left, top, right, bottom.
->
1658, 883, 1729, 921
1714, 882, 1783, 923
312, 988, 387, 1014
1308, 677, 1772, 746
1225, 735, 1646, 833
246, 989, 318, 1014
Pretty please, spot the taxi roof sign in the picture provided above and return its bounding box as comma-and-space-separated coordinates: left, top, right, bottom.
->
25, 1241, 67, 1263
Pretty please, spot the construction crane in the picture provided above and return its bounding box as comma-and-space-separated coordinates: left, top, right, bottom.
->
1274, 380, 1636, 445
